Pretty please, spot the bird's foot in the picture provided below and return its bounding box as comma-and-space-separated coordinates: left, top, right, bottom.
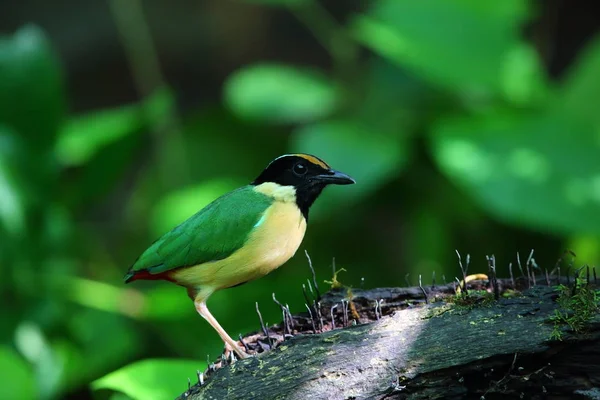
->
224, 342, 252, 361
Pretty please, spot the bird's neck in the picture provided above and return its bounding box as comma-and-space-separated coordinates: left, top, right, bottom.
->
252, 182, 323, 221
294, 185, 324, 221
253, 182, 296, 203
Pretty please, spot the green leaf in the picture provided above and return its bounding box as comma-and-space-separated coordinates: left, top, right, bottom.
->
92, 359, 206, 400
56, 105, 141, 166
14, 321, 62, 399
351, 0, 533, 95
64, 130, 143, 209
291, 120, 411, 215
0, 346, 37, 400
0, 24, 66, 151
429, 111, 600, 235
0, 127, 28, 236
223, 63, 339, 123
56, 88, 174, 166
561, 34, 600, 127
500, 42, 549, 106
55, 89, 176, 209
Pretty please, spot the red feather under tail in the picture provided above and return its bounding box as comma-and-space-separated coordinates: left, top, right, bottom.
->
124, 269, 172, 283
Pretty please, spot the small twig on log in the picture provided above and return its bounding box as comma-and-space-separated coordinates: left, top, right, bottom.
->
315, 301, 324, 332
239, 334, 250, 353
419, 274, 428, 304
376, 299, 384, 320
516, 251, 526, 281
342, 299, 348, 327
455, 250, 470, 294
530, 257, 539, 286
255, 302, 271, 345
509, 262, 515, 287
330, 304, 338, 329
486, 254, 499, 300
302, 284, 314, 316
525, 249, 534, 287
456, 253, 469, 293
286, 304, 294, 331
305, 250, 321, 300
305, 303, 317, 333
272, 293, 293, 336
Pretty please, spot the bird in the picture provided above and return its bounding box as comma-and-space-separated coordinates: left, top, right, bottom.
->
124, 153, 355, 359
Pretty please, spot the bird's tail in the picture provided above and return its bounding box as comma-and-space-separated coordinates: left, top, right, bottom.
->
123, 270, 136, 283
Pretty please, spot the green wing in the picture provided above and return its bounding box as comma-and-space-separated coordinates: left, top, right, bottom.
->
125, 186, 272, 281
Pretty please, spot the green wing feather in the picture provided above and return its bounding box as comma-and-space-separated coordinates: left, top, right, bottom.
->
125, 186, 272, 281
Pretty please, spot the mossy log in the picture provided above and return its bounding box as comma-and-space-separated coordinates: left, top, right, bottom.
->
178, 279, 600, 400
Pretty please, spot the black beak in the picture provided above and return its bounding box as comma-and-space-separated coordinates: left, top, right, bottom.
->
315, 169, 356, 185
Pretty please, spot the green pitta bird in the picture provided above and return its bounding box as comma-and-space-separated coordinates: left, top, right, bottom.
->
124, 154, 355, 359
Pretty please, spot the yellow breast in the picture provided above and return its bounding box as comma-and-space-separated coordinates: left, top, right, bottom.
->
244, 200, 307, 276
171, 198, 307, 296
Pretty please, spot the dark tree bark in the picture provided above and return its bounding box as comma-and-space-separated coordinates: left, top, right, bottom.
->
178, 280, 600, 400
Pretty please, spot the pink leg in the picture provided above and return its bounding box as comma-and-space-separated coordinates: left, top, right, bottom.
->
194, 300, 249, 359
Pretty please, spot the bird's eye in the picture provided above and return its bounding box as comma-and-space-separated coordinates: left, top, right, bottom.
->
293, 162, 307, 176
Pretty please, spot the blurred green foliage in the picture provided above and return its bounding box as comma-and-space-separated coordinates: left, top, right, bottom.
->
224, 63, 339, 123
92, 359, 204, 400
1, 0, 600, 399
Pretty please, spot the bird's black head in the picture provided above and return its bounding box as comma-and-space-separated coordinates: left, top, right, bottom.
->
252, 153, 355, 219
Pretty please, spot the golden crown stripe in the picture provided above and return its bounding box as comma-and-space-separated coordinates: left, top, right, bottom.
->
295, 154, 330, 169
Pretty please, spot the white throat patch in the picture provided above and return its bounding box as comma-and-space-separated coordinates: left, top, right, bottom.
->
254, 182, 297, 203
